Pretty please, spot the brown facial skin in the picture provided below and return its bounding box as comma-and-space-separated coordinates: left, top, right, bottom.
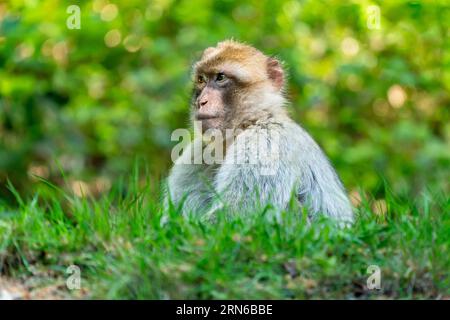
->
192, 72, 233, 132
191, 40, 287, 134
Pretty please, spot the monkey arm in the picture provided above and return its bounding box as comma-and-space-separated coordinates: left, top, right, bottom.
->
211, 127, 300, 217
165, 139, 216, 217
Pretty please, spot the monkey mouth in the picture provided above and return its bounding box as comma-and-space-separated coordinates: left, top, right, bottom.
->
196, 114, 220, 120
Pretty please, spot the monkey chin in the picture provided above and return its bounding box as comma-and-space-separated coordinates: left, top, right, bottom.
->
197, 118, 223, 134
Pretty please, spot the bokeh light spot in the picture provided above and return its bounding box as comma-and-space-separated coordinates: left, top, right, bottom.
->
387, 84, 407, 108
104, 29, 122, 47
101, 4, 118, 21
341, 37, 359, 57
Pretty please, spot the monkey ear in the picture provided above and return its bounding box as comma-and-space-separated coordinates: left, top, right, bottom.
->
267, 57, 284, 91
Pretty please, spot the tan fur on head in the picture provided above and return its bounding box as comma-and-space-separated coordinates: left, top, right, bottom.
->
194, 40, 285, 90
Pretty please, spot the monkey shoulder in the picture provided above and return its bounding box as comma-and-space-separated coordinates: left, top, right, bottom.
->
230, 120, 316, 156
222, 120, 303, 171
168, 139, 216, 192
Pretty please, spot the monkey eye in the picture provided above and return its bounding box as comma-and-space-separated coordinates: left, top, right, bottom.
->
215, 72, 227, 82
197, 75, 206, 84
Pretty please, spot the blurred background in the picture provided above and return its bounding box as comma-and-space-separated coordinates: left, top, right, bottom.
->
0, 0, 449, 205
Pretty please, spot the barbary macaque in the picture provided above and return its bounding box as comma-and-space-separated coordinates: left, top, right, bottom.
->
165, 40, 353, 224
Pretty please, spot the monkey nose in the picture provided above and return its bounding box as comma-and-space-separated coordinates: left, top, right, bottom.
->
199, 99, 208, 108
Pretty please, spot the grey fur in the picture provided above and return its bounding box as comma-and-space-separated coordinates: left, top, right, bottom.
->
165, 117, 354, 224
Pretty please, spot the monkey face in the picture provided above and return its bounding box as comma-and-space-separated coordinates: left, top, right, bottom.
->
192, 72, 233, 132
191, 40, 285, 133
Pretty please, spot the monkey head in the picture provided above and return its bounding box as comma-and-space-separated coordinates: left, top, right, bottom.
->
191, 40, 286, 134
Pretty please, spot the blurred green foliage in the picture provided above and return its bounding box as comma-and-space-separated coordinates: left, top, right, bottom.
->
0, 0, 449, 202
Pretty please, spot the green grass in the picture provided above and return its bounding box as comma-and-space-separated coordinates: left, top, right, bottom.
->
0, 176, 449, 299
